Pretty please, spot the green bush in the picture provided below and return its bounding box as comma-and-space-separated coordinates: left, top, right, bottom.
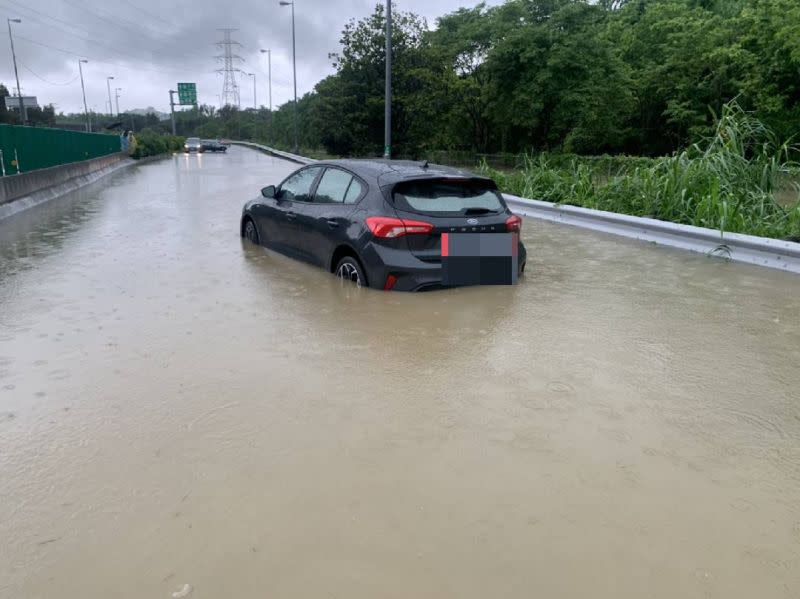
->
484, 103, 800, 241
132, 128, 185, 159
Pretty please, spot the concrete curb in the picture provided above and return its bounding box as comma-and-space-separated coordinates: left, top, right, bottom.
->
231, 141, 317, 165
503, 194, 800, 274
0, 154, 170, 221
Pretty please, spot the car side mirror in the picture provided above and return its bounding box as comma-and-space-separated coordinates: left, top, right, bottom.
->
261, 185, 276, 199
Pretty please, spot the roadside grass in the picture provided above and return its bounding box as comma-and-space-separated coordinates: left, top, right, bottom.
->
483, 103, 800, 241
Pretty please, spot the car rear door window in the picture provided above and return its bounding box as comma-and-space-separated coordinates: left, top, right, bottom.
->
393, 179, 505, 216
314, 168, 353, 203
279, 167, 322, 202
344, 178, 364, 204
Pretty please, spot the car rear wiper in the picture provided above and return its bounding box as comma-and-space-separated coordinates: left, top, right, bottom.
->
463, 207, 499, 215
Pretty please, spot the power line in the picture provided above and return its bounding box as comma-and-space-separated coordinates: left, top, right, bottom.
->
1, 0, 93, 38
118, 0, 174, 28
2, 0, 198, 67
14, 35, 186, 75
61, 0, 167, 40
20, 63, 79, 86
0, 2, 157, 66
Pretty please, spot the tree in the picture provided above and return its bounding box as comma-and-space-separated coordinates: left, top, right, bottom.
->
316, 2, 429, 156
486, 0, 634, 152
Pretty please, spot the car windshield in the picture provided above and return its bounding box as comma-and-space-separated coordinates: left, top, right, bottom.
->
392, 179, 505, 216
187, 138, 200, 144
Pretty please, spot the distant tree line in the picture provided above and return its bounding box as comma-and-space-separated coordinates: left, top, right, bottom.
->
43, 0, 800, 158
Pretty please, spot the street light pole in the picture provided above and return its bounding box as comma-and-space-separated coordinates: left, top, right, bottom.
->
280, 0, 298, 153
106, 76, 114, 117
115, 88, 121, 116
246, 72, 256, 109
78, 59, 90, 132
384, 0, 392, 159
260, 48, 272, 114
7, 19, 24, 125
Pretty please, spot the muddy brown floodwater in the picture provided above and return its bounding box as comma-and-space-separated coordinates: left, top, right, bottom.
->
1, 147, 800, 598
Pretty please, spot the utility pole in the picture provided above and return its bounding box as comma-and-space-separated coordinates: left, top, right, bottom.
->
7, 19, 24, 125
106, 76, 114, 117
384, 0, 392, 159
280, 0, 298, 153
260, 48, 272, 114
169, 90, 176, 135
115, 88, 121, 117
78, 59, 90, 132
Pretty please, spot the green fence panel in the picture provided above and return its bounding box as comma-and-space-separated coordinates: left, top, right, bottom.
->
0, 124, 121, 174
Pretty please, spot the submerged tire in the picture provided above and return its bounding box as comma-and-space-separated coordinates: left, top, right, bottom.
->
335, 256, 366, 288
243, 219, 260, 244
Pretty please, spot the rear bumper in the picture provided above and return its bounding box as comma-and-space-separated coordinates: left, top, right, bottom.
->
361, 240, 527, 292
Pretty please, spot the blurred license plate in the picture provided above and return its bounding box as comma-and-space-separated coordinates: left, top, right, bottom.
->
441, 233, 518, 286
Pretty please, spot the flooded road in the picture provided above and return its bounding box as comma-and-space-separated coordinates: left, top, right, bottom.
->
1, 146, 799, 598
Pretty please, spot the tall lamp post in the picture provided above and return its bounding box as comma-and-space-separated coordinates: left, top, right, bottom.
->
384, 0, 392, 159
106, 76, 115, 117
279, 0, 298, 153
78, 59, 90, 132
115, 87, 122, 116
260, 48, 272, 114
246, 72, 256, 109
7, 18, 24, 125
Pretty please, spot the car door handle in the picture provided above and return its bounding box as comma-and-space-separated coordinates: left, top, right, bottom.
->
286, 211, 297, 221
326, 219, 339, 229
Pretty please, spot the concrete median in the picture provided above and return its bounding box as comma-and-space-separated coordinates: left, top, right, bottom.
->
0, 153, 135, 220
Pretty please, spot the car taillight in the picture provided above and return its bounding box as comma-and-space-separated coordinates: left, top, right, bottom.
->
383, 274, 398, 291
365, 216, 433, 238
506, 214, 522, 232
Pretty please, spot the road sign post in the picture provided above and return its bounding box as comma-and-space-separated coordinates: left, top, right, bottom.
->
169, 90, 176, 135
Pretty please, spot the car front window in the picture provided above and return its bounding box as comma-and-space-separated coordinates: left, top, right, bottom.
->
279, 167, 322, 203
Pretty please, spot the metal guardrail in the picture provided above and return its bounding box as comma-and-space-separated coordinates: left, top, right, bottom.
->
503, 194, 800, 274
230, 141, 316, 165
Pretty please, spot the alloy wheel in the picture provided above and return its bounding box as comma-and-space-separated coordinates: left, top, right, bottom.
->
336, 262, 361, 287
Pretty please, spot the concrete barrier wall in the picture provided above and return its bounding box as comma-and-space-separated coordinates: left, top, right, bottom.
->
0, 153, 126, 206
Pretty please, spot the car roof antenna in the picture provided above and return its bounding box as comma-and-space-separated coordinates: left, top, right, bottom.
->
422, 160, 429, 169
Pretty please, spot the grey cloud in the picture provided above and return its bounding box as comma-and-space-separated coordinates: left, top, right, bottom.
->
1, 0, 497, 114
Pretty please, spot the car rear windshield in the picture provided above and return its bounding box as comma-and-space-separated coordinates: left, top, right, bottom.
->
392, 179, 505, 216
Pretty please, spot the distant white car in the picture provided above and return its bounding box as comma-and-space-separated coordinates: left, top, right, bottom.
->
184, 137, 204, 153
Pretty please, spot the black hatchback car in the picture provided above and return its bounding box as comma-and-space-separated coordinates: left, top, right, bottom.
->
240, 160, 526, 291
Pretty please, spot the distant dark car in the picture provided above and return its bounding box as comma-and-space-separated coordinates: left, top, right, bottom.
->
184, 137, 204, 153
202, 139, 227, 153
240, 160, 526, 291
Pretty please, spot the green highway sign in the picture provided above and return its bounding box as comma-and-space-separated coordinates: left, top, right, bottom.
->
177, 82, 197, 105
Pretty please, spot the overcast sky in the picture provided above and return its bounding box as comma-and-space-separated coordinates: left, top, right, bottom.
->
0, 0, 499, 116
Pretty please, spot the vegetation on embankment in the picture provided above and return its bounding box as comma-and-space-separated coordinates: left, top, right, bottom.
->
483, 104, 800, 240
131, 129, 185, 159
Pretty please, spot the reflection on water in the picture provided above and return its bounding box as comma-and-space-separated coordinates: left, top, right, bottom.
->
1, 147, 799, 598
